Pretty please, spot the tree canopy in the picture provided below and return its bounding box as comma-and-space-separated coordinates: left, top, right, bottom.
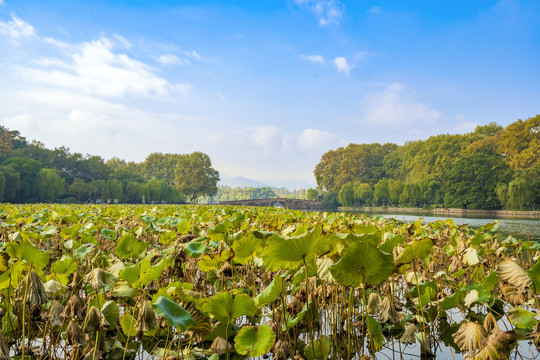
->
314, 116, 540, 210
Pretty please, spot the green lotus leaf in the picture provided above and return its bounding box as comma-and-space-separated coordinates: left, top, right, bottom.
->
116, 233, 146, 259
527, 260, 540, 294
254, 275, 283, 307
367, 316, 384, 351
203, 292, 256, 324
184, 240, 209, 258
234, 325, 275, 356
118, 265, 139, 285
100, 228, 116, 240
101, 300, 119, 330
262, 226, 328, 271
232, 234, 265, 264
508, 308, 539, 329
439, 290, 465, 311
304, 336, 331, 360
52, 257, 77, 275
152, 296, 197, 331
73, 243, 95, 259
330, 242, 393, 287
120, 313, 137, 337
483, 270, 499, 292
7, 240, 51, 270
395, 238, 433, 268
140, 257, 170, 286
111, 284, 137, 298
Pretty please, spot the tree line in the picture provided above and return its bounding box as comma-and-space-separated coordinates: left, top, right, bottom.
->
0, 128, 220, 203
314, 115, 539, 210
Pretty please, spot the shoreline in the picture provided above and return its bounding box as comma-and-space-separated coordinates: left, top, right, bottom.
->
338, 206, 540, 219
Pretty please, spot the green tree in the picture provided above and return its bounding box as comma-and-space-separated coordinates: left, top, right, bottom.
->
174, 152, 219, 203
306, 188, 319, 201
444, 153, 510, 209
68, 178, 92, 202
2, 156, 42, 201
338, 183, 355, 207
321, 192, 339, 209
388, 179, 404, 205
105, 179, 124, 201
354, 183, 373, 205
0, 166, 20, 202
37, 168, 65, 202
373, 178, 390, 205
498, 115, 540, 169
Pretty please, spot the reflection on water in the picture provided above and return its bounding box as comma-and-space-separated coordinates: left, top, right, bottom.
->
352, 211, 540, 242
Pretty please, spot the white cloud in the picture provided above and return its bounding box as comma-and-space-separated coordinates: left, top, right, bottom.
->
0, 1, 5, 6
0, 15, 36, 39
297, 128, 338, 150
186, 50, 202, 60
333, 56, 354, 75
361, 83, 442, 128
19, 36, 189, 98
294, 0, 344, 26
155, 54, 183, 65
368, 6, 382, 14
301, 54, 325, 64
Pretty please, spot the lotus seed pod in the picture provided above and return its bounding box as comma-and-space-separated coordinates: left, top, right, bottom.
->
83, 306, 109, 335
48, 300, 65, 327
14, 270, 48, 308
62, 294, 84, 320
66, 320, 86, 348
367, 292, 381, 315
136, 300, 158, 332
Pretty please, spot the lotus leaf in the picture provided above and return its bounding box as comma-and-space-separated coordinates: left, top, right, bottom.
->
234, 325, 275, 356
330, 242, 393, 286
152, 295, 197, 331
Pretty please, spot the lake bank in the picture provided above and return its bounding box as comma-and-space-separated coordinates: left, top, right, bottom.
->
339, 205, 540, 219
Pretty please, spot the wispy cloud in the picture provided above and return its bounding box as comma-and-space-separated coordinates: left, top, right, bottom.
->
294, 0, 344, 25
20, 36, 189, 98
154, 53, 183, 65
332, 56, 354, 75
0, 14, 36, 39
361, 83, 442, 128
300, 54, 325, 64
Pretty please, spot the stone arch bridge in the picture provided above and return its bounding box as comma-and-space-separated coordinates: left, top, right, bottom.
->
218, 198, 322, 210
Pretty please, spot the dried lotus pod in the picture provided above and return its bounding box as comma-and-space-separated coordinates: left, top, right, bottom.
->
210, 336, 232, 355
48, 300, 64, 327
136, 300, 158, 332
367, 292, 381, 316
272, 340, 291, 360
14, 270, 48, 308
83, 306, 109, 335
453, 322, 488, 353
66, 320, 86, 348
62, 295, 83, 320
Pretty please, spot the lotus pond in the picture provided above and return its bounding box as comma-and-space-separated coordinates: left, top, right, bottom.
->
0, 204, 539, 360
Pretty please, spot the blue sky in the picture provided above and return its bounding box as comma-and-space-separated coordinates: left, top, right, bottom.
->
0, 0, 539, 188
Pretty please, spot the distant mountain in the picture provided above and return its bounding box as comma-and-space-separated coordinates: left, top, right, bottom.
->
219, 175, 316, 191
219, 176, 269, 188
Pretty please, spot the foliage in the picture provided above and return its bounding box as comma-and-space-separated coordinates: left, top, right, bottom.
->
0, 203, 536, 359
175, 152, 220, 203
